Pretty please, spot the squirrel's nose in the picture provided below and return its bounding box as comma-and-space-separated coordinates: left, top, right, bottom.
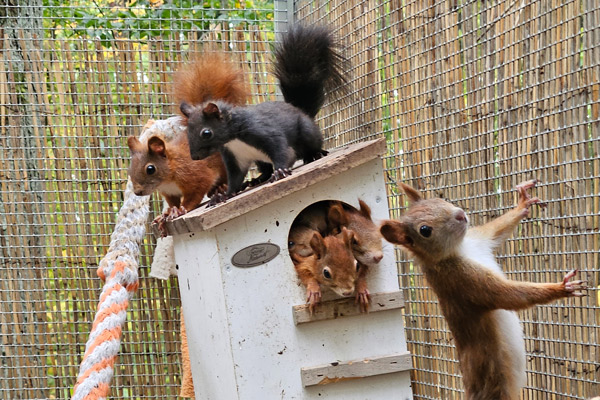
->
373, 253, 383, 263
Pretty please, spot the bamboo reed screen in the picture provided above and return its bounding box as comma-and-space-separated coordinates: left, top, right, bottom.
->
297, 0, 600, 398
0, 2, 280, 398
0, 0, 598, 399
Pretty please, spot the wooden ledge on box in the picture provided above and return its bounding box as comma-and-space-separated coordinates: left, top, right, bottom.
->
300, 352, 413, 387
157, 138, 387, 237
292, 290, 405, 325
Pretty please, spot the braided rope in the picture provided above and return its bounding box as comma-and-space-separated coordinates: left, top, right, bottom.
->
72, 117, 184, 399
72, 178, 149, 400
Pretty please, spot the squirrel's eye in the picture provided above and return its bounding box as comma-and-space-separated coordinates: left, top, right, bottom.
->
356, 261, 360, 272
146, 164, 156, 175
201, 128, 213, 139
419, 225, 433, 237
288, 241, 294, 247
323, 267, 332, 279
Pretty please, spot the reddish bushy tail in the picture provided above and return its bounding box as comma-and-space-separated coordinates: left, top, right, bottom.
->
173, 52, 249, 115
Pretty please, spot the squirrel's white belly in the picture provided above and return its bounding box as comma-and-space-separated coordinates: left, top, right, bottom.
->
461, 235, 527, 391
158, 181, 183, 197
492, 309, 527, 390
225, 139, 273, 170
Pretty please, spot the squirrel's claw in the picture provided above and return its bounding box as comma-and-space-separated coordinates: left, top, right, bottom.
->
208, 192, 234, 207
306, 283, 322, 315
516, 179, 546, 217
268, 168, 292, 183
167, 206, 187, 220
207, 183, 227, 198
355, 289, 371, 313
153, 206, 186, 238
562, 269, 587, 297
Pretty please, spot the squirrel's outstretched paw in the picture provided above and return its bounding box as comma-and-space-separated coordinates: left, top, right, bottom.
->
516, 179, 546, 217
562, 269, 587, 297
268, 168, 292, 183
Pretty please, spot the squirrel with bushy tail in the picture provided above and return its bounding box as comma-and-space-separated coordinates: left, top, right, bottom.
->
127, 52, 249, 233
179, 24, 349, 204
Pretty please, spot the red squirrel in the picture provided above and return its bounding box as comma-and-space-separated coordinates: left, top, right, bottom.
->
288, 199, 381, 312
291, 227, 358, 314
379, 180, 586, 399
327, 200, 384, 308
127, 52, 249, 233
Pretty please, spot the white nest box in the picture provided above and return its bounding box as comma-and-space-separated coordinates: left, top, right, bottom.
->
164, 138, 414, 399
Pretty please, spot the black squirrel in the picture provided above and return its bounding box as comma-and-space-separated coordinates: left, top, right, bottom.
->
179, 24, 348, 204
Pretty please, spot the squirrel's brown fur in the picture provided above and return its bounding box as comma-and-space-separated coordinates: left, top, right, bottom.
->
292, 227, 358, 314
379, 181, 586, 399
127, 53, 248, 233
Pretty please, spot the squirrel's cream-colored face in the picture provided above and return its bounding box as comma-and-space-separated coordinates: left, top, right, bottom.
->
380, 185, 468, 263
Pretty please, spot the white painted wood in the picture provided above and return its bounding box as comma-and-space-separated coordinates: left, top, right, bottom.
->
176, 230, 240, 400
174, 150, 414, 399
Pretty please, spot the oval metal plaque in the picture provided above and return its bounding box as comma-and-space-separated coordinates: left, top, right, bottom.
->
231, 243, 280, 268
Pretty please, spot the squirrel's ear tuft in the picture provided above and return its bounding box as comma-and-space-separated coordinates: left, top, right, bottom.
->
180, 102, 195, 118
380, 220, 413, 247
327, 201, 349, 229
202, 102, 222, 119
399, 183, 423, 203
309, 231, 326, 260
358, 199, 372, 220
340, 227, 355, 249
127, 136, 142, 152
147, 136, 166, 157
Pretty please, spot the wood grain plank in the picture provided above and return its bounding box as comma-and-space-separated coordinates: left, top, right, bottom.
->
293, 290, 405, 325
300, 352, 412, 387
160, 138, 387, 236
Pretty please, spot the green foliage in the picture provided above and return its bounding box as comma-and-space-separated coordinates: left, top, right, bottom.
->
43, 0, 274, 46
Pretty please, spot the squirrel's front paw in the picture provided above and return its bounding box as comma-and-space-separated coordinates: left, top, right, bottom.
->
516, 179, 546, 217
561, 269, 587, 297
306, 283, 322, 315
208, 192, 233, 207
267, 168, 292, 183
355, 288, 370, 313
167, 206, 187, 220
207, 183, 227, 197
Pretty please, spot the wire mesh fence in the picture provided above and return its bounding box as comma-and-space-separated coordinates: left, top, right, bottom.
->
297, 0, 600, 398
0, 0, 598, 399
1, 1, 280, 399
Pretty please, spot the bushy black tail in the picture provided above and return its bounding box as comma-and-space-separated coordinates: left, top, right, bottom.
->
273, 24, 348, 119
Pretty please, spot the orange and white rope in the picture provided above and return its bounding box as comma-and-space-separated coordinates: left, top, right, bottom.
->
72, 179, 149, 400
